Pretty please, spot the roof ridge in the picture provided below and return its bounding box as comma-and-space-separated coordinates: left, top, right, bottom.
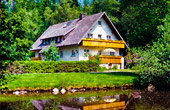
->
49, 12, 105, 27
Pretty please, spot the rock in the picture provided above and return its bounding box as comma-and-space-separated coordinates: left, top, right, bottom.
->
147, 84, 155, 92
20, 91, 27, 94
60, 88, 66, 94
79, 88, 86, 91
131, 92, 141, 99
70, 89, 77, 93
52, 88, 59, 95
13, 91, 20, 95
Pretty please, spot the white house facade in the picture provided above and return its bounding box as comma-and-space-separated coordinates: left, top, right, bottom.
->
31, 12, 126, 69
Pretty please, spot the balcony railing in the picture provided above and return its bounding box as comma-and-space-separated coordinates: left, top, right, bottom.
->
82, 38, 125, 48
99, 55, 122, 64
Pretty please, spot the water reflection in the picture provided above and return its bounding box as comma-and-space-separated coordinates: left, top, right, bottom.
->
31, 100, 49, 110
0, 90, 170, 110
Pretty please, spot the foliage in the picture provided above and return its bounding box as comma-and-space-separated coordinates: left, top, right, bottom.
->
125, 48, 140, 69
7, 60, 100, 73
87, 0, 120, 23
135, 14, 170, 88
0, 74, 8, 91
44, 0, 81, 26
112, 65, 117, 70
43, 41, 60, 61
120, 0, 170, 47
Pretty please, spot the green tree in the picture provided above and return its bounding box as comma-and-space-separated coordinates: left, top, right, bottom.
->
120, 0, 170, 47
43, 41, 60, 61
88, 0, 120, 23
44, 0, 81, 25
135, 13, 170, 88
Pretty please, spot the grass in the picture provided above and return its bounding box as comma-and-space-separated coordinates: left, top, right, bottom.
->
6, 72, 138, 91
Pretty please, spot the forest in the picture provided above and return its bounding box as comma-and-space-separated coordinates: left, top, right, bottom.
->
1, 0, 170, 88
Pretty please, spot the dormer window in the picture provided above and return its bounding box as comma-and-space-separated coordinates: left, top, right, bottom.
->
42, 40, 45, 44
54, 38, 57, 42
45, 39, 50, 44
50, 38, 52, 43
60, 36, 63, 42
88, 34, 93, 38
107, 35, 111, 40
98, 34, 102, 39
57, 37, 60, 42
98, 21, 102, 25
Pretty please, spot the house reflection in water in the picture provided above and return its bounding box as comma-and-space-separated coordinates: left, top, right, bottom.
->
83, 101, 125, 110
31, 94, 128, 110
31, 100, 49, 110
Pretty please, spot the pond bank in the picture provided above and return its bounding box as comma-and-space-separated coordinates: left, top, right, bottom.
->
2, 84, 134, 95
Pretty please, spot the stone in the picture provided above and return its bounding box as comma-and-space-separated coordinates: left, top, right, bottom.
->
13, 91, 20, 95
147, 84, 155, 92
70, 89, 77, 93
20, 91, 27, 94
60, 88, 66, 94
52, 88, 59, 95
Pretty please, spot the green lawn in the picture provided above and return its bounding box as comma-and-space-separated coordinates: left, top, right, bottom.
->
6, 72, 138, 90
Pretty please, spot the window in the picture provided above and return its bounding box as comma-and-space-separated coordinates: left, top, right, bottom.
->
57, 37, 60, 42
52, 38, 55, 41
71, 50, 76, 57
110, 52, 115, 56
98, 50, 102, 55
98, 21, 102, 25
46, 39, 50, 44
60, 51, 63, 58
42, 40, 45, 44
60, 36, 63, 42
50, 38, 52, 43
84, 49, 89, 53
98, 34, 102, 39
88, 34, 93, 38
107, 35, 111, 40
84, 49, 90, 56
54, 38, 57, 42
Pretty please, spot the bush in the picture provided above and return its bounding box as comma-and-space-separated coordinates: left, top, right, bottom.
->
135, 14, 170, 89
7, 60, 100, 73
112, 65, 117, 70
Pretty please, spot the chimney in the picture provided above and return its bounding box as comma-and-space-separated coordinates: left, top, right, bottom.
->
79, 13, 86, 20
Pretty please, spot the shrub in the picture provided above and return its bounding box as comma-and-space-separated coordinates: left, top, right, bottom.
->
7, 60, 100, 73
135, 14, 170, 89
112, 65, 117, 70
43, 41, 60, 61
125, 48, 140, 69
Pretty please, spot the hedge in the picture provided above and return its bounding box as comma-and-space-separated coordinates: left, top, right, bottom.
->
6, 60, 100, 73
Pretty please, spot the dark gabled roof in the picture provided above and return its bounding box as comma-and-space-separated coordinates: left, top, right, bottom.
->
31, 12, 126, 51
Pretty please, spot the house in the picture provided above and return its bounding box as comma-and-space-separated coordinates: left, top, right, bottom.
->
30, 12, 126, 69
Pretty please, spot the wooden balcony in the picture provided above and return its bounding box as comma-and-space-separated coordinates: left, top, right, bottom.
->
82, 38, 125, 48
31, 57, 41, 61
99, 55, 122, 64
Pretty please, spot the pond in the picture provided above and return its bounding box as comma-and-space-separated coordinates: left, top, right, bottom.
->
0, 89, 169, 110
